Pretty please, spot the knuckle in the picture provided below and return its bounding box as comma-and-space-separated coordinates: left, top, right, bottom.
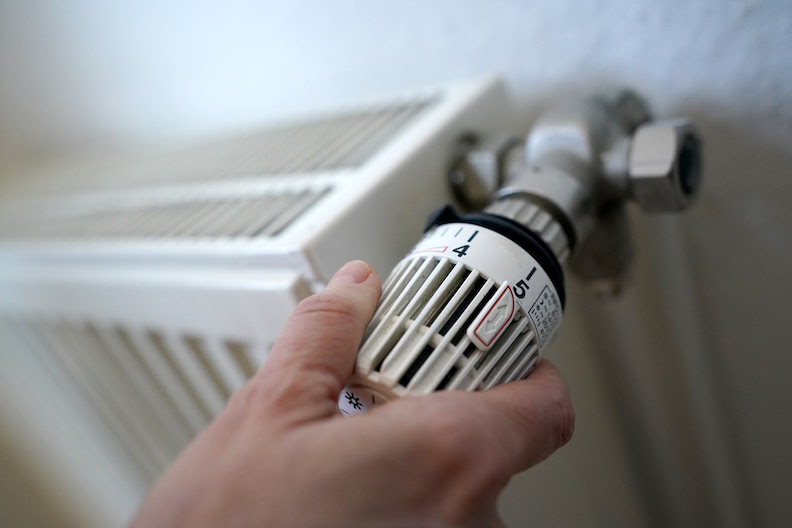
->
549, 391, 576, 449
227, 376, 274, 416
268, 369, 333, 413
229, 369, 337, 420
292, 291, 359, 322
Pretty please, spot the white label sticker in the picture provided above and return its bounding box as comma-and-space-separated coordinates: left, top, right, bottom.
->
407, 223, 562, 350
338, 386, 376, 415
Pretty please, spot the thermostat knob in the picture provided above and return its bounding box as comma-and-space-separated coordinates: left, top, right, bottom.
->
339, 206, 565, 415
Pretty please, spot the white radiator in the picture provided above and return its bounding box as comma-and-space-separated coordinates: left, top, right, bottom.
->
0, 77, 510, 527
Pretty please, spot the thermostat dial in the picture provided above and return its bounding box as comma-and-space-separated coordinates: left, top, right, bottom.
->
338, 207, 565, 415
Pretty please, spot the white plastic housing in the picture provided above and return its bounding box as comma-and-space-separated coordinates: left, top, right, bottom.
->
338, 222, 563, 415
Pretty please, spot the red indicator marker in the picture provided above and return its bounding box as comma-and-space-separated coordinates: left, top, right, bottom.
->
413, 246, 448, 254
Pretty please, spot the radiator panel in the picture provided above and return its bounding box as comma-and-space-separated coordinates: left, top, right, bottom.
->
0, 77, 510, 528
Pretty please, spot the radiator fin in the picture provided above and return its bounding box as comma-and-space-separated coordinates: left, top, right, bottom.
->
223, 98, 431, 176
0, 314, 263, 482
2, 187, 331, 240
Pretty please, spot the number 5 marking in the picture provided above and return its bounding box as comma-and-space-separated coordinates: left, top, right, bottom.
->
513, 267, 537, 299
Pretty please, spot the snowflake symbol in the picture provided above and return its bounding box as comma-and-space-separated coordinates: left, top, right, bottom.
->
344, 391, 363, 410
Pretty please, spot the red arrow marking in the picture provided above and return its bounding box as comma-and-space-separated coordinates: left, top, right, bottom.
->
413, 246, 448, 254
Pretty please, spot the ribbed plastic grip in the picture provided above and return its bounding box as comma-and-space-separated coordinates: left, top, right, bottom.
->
338, 218, 563, 415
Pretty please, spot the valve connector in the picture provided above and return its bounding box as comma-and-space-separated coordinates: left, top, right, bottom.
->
341, 87, 704, 416
629, 119, 703, 212
448, 135, 522, 212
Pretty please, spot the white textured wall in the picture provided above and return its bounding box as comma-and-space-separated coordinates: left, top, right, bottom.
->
1, 1, 791, 527
2, 1, 790, 160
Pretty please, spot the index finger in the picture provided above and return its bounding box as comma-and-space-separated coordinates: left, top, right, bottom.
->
356, 360, 575, 477
469, 360, 575, 472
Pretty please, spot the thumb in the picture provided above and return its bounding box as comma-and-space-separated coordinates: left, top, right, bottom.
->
258, 260, 381, 421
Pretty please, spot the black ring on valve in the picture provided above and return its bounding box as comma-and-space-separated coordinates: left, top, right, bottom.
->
424, 205, 566, 308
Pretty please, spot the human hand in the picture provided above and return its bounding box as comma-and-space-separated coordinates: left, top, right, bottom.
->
131, 260, 575, 528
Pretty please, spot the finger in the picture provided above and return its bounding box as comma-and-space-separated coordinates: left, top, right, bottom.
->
470, 360, 575, 472
355, 360, 574, 477
257, 260, 381, 418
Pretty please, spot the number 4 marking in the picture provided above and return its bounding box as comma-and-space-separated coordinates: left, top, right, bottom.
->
452, 245, 469, 257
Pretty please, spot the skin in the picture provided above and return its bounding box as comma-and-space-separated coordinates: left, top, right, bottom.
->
131, 260, 575, 528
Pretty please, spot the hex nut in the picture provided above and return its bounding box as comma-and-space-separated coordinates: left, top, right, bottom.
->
599, 88, 653, 133
629, 119, 702, 212
449, 157, 492, 211
449, 135, 521, 211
